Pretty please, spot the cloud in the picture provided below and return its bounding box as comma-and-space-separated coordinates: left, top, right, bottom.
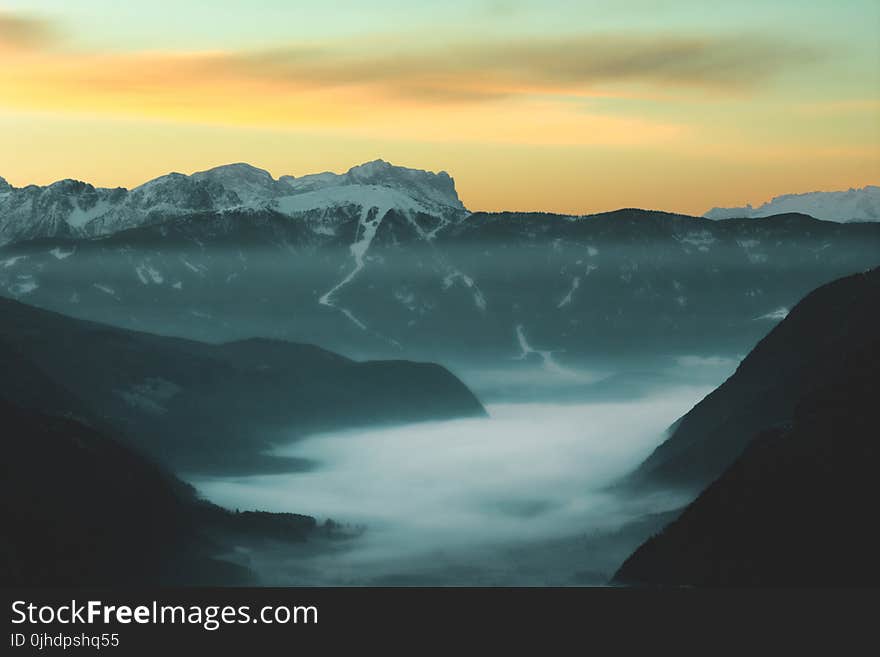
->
1, 28, 821, 106
0, 29, 819, 147
0, 12, 56, 51
217, 33, 821, 102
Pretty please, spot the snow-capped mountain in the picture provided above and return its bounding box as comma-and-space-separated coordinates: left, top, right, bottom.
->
705, 185, 880, 222
0, 160, 467, 245
280, 160, 465, 211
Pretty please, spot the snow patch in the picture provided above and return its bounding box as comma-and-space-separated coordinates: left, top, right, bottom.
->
67, 199, 116, 228
557, 276, 580, 308
442, 270, 487, 311
9, 275, 38, 296
514, 325, 571, 376
678, 231, 716, 250
93, 283, 117, 297
49, 247, 75, 260
276, 184, 427, 217
394, 289, 417, 311
135, 263, 164, 285
676, 355, 739, 368
180, 257, 206, 275
1, 255, 27, 268
756, 307, 789, 321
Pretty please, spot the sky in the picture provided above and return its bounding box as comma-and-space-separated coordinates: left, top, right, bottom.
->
0, 1, 878, 215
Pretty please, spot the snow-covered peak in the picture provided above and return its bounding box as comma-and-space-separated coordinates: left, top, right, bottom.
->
346, 159, 464, 211
0, 159, 469, 245
348, 159, 394, 178
0, 177, 11, 193
282, 160, 466, 212
130, 172, 237, 211
190, 163, 280, 206
194, 162, 273, 181
44, 178, 97, 195
705, 185, 880, 223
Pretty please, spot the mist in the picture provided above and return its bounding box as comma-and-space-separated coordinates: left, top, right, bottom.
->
190, 377, 713, 585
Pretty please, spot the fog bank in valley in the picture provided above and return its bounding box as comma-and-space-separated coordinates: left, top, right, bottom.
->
192, 372, 716, 585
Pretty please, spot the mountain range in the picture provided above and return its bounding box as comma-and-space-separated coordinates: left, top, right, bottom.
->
2, 161, 878, 365
705, 185, 880, 223
0, 160, 465, 245
2, 159, 878, 587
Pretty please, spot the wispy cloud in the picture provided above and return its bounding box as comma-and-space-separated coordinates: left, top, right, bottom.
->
0, 12, 56, 51
220, 33, 820, 102
0, 12, 824, 150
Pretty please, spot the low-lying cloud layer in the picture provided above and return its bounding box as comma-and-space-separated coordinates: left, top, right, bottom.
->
192, 383, 711, 585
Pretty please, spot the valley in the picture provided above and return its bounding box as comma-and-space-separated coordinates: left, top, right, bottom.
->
1, 160, 877, 587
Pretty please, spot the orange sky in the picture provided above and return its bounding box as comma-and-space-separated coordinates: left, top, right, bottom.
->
1, 2, 878, 215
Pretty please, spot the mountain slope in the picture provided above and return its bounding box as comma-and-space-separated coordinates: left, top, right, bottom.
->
629, 267, 880, 490
2, 208, 877, 364
0, 394, 212, 586
0, 297, 486, 474
613, 332, 879, 587
0, 345, 318, 586
0, 424, 320, 587
705, 185, 880, 222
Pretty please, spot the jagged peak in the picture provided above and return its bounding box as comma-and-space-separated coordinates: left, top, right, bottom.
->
347, 158, 452, 182
45, 178, 96, 192
347, 159, 393, 177
343, 159, 463, 210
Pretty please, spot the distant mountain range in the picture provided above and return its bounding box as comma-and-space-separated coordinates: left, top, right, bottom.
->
1, 162, 878, 364
705, 185, 880, 223
2, 163, 875, 249
615, 268, 880, 586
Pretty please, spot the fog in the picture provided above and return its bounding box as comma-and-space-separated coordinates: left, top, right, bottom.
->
191, 376, 715, 585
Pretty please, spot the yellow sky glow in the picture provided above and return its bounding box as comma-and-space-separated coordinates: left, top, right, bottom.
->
1, 7, 878, 216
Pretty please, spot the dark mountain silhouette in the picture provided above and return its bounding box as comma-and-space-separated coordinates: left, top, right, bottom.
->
629, 267, 880, 490
0, 343, 317, 586
0, 297, 486, 474
614, 269, 880, 586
